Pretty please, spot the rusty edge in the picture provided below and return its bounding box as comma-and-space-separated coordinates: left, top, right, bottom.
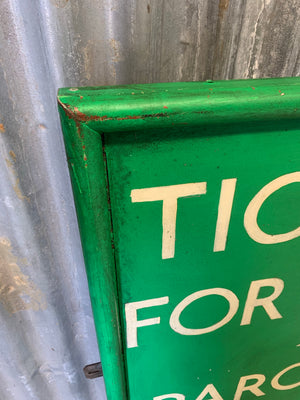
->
57, 98, 168, 124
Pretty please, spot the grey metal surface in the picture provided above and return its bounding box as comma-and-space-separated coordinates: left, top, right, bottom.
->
0, 0, 299, 399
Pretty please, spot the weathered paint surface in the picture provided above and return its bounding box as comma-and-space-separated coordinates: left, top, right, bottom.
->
58, 77, 300, 400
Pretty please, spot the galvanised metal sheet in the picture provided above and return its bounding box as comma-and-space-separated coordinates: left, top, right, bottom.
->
59, 77, 300, 400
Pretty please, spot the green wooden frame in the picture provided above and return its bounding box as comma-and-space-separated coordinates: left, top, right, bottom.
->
58, 78, 300, 400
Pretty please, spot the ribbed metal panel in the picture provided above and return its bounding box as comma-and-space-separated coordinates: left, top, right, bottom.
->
0, 1, 299, 399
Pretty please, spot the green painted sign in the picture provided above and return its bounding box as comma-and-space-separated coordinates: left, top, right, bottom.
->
58, 78, 300, 400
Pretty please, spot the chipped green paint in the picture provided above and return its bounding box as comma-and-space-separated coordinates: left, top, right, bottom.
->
58, 78, 300, 400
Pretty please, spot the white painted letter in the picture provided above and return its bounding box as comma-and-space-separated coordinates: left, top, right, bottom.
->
125, 297, 169, 348
214, 178, 237, 252
244, 172, 300, 244
196, 384, 224, 400
169, 288, 239, 335
271, 363, 300, 390
234, 374, 266, 399
131, 183, 207, 259
154, 395, 185, 400
241, 278, 284, 326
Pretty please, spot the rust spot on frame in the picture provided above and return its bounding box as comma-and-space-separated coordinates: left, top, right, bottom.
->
73, 107, 103, 122
58, 101, 102, 123
0, 123, 5, 133
115, 113, 169, 121
58, 99, 169, 124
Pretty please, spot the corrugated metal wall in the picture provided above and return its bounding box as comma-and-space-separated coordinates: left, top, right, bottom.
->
0, 1, 299, 399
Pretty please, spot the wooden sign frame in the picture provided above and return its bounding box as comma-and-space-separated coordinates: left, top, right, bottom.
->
58, 78, 300, 400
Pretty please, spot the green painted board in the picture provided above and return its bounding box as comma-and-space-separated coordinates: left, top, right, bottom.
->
58, 78, 300, 400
